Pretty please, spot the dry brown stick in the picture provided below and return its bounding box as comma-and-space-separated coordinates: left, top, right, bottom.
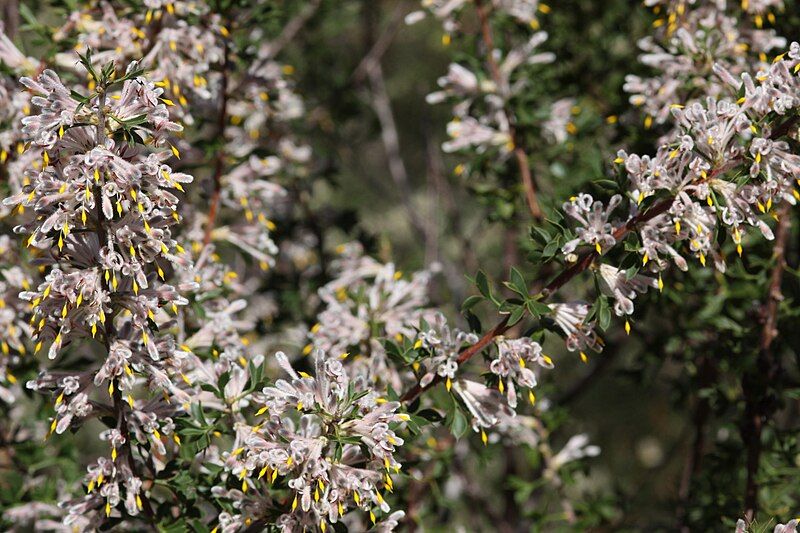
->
742, 204, 791, 523
359, 4, 431, 244
366, 62, 431, 244
352, 3, 405, 84
260, 0, 322, 60
474, 0, 543, 221
359, 2, 475, 303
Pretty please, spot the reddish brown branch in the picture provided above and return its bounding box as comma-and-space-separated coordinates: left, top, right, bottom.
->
474, 0, 543, 221
399, 195, 673, 404
400, 315, 510, 403
741, 204, 791, 523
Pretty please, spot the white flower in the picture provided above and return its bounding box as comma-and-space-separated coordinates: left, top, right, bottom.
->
598, 264, 658, 316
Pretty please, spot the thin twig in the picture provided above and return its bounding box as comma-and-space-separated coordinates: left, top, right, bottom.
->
259, 0, 322, 61
359, 4, 432, 247
366, 62, 431, 244
474, 0, 543, 221
1, 1, 19, 39
352, 3, 405, 84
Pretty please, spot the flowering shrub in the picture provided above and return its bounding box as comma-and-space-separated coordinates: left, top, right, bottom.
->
1, 0, 800, 531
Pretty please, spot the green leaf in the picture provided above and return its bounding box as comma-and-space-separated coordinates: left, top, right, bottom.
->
461, 294, 484, 312
525, 299, 551, 318
449, 409, 468, 439
507, 305, 526, 327
542, 239, 561, 258
509, 267, 527, 297
475, 270, 492, 299
598, 299, 611, 330
18, 4, 42, 29
69, 90, 88, 103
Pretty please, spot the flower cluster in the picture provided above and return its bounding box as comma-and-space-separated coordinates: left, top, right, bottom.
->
560, 45, 800, 321
416, 312, 479, 390
308, 245, 437, 390
4, 58, 193, 523
548, 302, 603, 356
53, 1, 226, 121
490, 336, 552, 408
0, 28, 41, 218
434, 31, 555, 156
624, 0, 786, 133
415, 0, 562, 191
218, 350, 408, 532
44, 1, 289, 274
